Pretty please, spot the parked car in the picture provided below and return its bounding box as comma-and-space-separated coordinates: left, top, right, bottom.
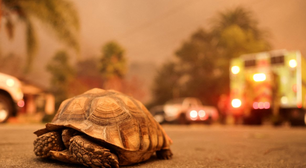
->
163, 97, 218, 124
0, 73, 24, 123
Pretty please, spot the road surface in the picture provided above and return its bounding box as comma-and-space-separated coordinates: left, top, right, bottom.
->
0, 124, 305, 168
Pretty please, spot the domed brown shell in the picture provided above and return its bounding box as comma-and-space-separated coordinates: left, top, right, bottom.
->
40, 88, 171, 164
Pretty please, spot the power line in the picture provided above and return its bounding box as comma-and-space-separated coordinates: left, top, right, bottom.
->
116, 0, 198, 41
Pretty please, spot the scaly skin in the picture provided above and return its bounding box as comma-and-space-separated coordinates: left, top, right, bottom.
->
69, 135, 119, 168
62, 128, 78, 148
33, 131, 64, 158
34, 129, 172, 167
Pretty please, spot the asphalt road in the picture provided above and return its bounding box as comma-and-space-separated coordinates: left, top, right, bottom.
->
1, 124, 306, 168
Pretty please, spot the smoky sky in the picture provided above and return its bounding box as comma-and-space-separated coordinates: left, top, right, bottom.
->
1, 0, 305, 99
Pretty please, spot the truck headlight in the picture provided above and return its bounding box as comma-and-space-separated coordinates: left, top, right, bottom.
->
189, 110, 198, 119
198, 110, 206, 118
231, 66, 240, 74
6, 79, 15, 87
253, 73, 266, 82
231, 99, 242, 108
289, 59, 297, 68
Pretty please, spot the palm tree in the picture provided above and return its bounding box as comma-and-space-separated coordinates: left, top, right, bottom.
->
1, 0, 79, 71
212, 7, 259, 34
211, 6, 271, 58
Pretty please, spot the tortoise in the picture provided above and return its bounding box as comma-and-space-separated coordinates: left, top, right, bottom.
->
33, 88, 173, 168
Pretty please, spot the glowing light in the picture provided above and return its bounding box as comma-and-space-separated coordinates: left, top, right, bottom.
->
231, 66, 240, 74
254, 102, 270, 109
289, 59, 297, 68
281, 96, 288, 104
292, 84, 297, 92
253, 102, 258, 109
6, 79, 15, 87
0, 110, 8, 121
190, 110, 198, 118
253, 73, 266, 82
264, 102, 270, 109
198, 110, 206, 118
258, 102, 264, 109
231, 99, 242, 108
17, 100, 25, 107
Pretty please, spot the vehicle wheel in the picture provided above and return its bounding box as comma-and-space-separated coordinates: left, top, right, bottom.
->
243, 110, 262, 125
271, 115, 283, 126
304, 112, 306, 125
178, 113, 190, 125
0, 94, 13, 123
203, 117, 212, 125
289, 109, 305, 126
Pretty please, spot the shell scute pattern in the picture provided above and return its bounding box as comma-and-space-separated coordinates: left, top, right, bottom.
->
47, 88, 168, 152
117, 96, 153, 150
56, 97, 89, 123
88, 96, 131, 126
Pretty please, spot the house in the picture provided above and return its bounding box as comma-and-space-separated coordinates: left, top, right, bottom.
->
19, 79, 55, 116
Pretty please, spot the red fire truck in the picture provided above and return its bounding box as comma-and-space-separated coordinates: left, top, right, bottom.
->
229, 50, 306, 125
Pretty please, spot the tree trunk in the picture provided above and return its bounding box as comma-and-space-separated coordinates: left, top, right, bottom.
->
0, 0, 2, 28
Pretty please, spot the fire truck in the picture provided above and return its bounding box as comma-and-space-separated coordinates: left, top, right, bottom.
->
0, 72, 24, 123
229, 50, 306, 125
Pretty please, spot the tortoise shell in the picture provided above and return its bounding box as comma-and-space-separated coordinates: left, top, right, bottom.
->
40, 88, 172, 165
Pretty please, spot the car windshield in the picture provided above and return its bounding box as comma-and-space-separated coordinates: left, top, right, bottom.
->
165, 98, 183, 105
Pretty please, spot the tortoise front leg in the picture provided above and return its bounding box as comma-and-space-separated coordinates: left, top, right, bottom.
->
69, 135, 119, 168
33, 131, 64, 158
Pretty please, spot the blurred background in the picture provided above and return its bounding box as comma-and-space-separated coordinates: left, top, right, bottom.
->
0, 0, 306, 126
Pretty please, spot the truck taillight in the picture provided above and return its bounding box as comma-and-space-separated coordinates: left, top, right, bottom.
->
297, 103, 302, 108
231, 99, 242, 108
253, 102, 270, 109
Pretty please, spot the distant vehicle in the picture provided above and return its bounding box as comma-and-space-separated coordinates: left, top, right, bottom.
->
0, 73, 24, 123
229, 50, 306, 125
149, 105, 166, 124
163, 97, 219, 124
